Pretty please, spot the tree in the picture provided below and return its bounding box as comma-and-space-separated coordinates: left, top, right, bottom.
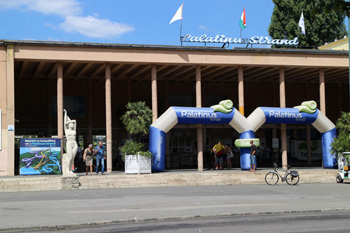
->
331, 112, 350, 154
120, 101, 153, 139
268, 0, 347, 48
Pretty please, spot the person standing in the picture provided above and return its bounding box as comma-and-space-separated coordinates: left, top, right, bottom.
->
83, 144, 94, 175
225, 144, 233, 170
94, 141, 106, 175
213, 141, 224, 170
250, 140, 257, 172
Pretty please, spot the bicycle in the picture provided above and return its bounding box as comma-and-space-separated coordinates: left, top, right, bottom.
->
265, 163, 299, 185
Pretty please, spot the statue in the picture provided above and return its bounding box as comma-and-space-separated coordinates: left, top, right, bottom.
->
62, 109, 78, 176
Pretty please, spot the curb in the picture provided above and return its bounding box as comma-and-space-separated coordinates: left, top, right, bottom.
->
1, 208, 350, 232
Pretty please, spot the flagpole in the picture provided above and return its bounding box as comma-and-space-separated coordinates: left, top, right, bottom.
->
180, 18, 183, 46
240, 28, 242, 38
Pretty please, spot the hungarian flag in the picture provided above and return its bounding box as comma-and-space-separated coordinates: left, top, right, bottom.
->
169, 3, 183, 25
239, 7, 246, 29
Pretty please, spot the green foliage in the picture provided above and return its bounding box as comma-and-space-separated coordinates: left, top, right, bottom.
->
268, 0, 347, 48
119, 140, 152, 160
120, 102, 153, 159
139, 150, 153, 158
120, 101, 153, 136
331, 112, 350, 154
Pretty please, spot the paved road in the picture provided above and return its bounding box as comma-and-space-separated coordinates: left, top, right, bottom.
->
0, 183, 349, 231
25, 212, 350, 233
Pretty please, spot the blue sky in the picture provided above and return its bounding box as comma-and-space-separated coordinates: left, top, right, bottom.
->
0, 0, 345, 46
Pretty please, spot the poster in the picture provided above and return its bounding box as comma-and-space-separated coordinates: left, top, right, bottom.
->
19, 138, 62, 175
290, 140, 322, 161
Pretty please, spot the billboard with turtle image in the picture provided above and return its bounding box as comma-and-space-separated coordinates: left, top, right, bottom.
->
19, 138, 62, 175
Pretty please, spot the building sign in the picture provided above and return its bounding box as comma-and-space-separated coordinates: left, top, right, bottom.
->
182, 34, 299, 46
19, 138, 62, 175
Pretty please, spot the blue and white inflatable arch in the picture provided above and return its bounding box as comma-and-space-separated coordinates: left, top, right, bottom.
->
150, 106, 253, 172
149, 104, 336, 172
248, 107, 336, 168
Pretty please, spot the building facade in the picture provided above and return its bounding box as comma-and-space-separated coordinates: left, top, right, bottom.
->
0, 40, 349, 176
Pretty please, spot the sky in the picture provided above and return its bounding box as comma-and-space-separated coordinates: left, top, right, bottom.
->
0, 0, 345, 47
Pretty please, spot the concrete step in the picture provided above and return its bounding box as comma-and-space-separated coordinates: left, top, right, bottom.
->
0, 169, 338, 192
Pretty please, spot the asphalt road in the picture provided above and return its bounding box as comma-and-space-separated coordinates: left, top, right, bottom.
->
18, 212, 350, 233
1, 183, 350, 231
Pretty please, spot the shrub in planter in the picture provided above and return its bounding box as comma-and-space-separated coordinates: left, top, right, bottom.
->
119, 140, 152, 160
120, 101, 153, 173
120, 140, 152, 174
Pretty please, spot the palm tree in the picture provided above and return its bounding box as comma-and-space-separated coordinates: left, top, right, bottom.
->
120, 101, 153, 140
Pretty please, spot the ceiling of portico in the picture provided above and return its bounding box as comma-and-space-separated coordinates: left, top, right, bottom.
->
14, 60, 349, 84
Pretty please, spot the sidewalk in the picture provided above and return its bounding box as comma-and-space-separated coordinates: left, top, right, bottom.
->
0, 167, 338, 192
0, 183, 348, 231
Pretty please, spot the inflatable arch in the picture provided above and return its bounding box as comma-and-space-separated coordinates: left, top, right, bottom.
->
149, 102, 336, 172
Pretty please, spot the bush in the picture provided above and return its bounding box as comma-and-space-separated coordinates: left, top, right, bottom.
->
331, 112, 350, 154
119, 140, 152, 160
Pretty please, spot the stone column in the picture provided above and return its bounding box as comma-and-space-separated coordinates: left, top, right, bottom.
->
272, 128, 278, 164
151, 65, 158, 123
165, 79, 170, 168
279, 67, 288, 170
105, 63, 112, 173
196, 66, 203, 171
307, 124, 312, 166
57, 63, 64, 139
238, 66, 245, 115
88, 79, 93, 144
127, 78, 132, 102
6, 45, 15, 176
47, 79, 52, 137
165, 79, 169, 108
338, 83, 342, 113
319, 68, 326, 114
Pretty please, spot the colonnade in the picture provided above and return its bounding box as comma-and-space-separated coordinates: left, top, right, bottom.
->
148, 65, 328, 171
53, 63, 329, 173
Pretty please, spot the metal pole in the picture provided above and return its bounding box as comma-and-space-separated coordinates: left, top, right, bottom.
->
180, 19, 183, 46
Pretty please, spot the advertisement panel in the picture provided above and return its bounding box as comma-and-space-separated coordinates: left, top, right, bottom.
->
260, 107, 318, 124
19, 138, 62, 175
290, 140, 322, 161
173, 107, 235, 125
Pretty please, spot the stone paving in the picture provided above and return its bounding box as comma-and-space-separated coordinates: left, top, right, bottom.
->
0, 168, 338, 192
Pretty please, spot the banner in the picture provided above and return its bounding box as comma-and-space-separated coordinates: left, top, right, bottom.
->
290, 140, 322, 161
19, 138, 62, 175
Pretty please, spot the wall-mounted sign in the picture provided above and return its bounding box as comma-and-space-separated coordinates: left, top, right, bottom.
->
182, 34, 299, 46
272, 138, 279, 149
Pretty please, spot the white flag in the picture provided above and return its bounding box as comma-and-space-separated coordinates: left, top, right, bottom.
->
298, 11, 305, 35
169, 3, 183, 25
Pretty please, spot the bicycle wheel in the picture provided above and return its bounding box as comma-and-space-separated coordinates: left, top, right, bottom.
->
285, 173, 299, 185
265, 172, 279, 185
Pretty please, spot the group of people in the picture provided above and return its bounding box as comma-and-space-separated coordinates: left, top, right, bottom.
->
75, 141, 106, 175
210, 140, 259, 172
211, 141, 234, 170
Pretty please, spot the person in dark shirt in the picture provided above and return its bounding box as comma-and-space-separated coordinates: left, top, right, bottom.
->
250, 140, 257, 172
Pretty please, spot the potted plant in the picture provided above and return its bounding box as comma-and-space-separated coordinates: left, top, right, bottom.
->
120, 101, 153, 174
